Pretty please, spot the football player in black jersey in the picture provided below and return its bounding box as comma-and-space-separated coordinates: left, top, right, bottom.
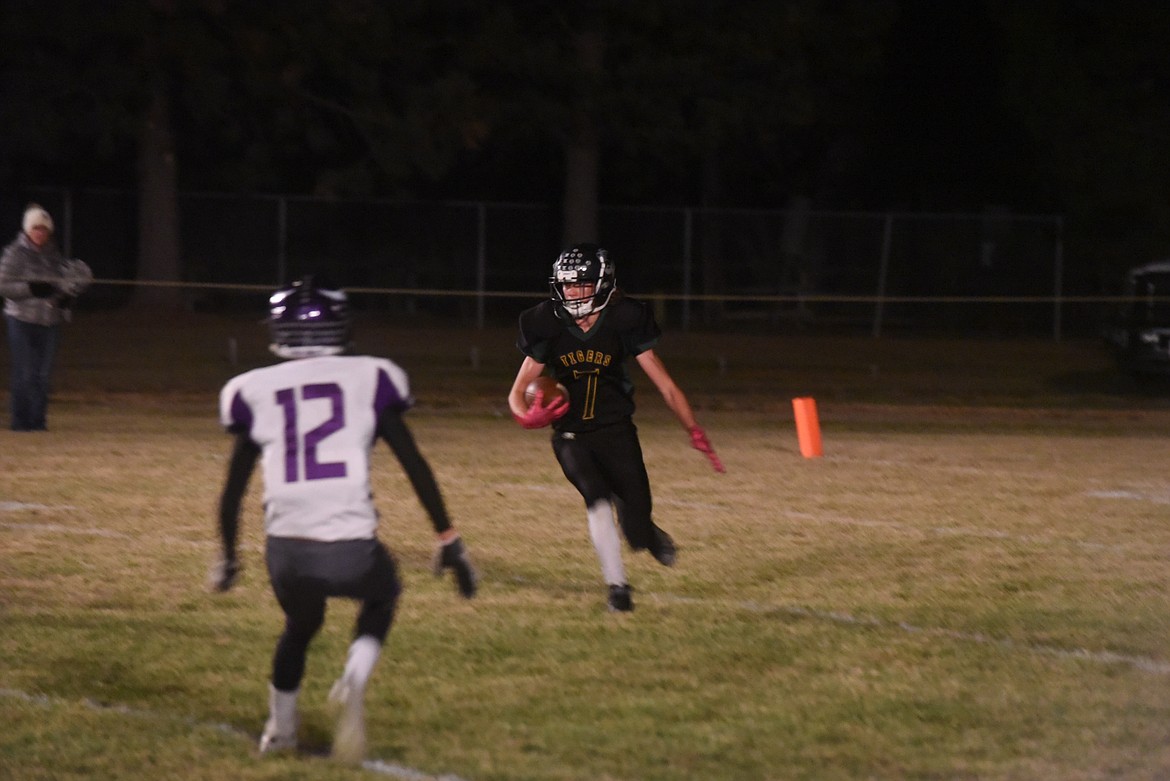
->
507, 243, 723, 612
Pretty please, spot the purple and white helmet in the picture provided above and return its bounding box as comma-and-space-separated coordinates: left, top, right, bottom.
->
268, 276, 351, 359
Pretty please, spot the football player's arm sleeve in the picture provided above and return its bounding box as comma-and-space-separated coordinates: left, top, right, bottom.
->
218, 432, 260, 560
378, 398, 477, 598
376, 406, 453, 534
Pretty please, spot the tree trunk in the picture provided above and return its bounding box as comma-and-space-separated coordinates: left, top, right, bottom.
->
561, 26, 604, 246
133, 81, 183, 309
563, 122, 600, 245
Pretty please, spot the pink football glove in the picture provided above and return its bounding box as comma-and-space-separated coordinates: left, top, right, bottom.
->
514, 390, 569, 430
689, 425, 725, 473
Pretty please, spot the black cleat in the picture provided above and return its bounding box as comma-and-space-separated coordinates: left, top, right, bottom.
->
607, 584, 634, 612
649, 528, 676, 567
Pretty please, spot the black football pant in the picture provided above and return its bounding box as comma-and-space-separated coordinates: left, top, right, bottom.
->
265, 537, 401, 692
551, 421, 659, 550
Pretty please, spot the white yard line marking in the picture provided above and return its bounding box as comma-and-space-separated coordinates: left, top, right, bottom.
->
0, 521, 127, 538
514, 485, 1168, 552
650, 595, 1170, 675
508, 483, 565, 493
0, 521, 264, 552
0, 687, 469, 780
775, 510, 1142, 555
656, 497, 729, 511
509, 483, 742, 510
1086, 489, 1170, 504
817, 456, 1041, 477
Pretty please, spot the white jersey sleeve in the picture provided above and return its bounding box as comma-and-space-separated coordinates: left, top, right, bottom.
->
218, 355, 413, 541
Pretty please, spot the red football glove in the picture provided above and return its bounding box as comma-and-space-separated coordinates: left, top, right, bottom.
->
689, 425, 725, 473
514, 390, 569, 430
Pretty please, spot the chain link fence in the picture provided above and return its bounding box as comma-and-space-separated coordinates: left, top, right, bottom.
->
3, 188, 1079, 337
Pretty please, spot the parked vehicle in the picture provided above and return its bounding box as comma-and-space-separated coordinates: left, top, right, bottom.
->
1103, 260, 1170, 376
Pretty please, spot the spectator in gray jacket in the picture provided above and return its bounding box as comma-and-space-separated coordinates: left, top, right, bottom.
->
0, 204, 93, 431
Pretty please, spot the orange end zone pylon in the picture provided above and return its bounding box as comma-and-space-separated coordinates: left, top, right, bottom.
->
792, 397, 823, 458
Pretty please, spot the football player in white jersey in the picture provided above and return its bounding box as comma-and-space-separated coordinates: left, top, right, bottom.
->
211, 276, 476, 763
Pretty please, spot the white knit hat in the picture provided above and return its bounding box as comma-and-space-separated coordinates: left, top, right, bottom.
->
22, 204, 53, 234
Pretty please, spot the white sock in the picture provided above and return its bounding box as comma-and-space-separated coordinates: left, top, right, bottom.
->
343, 635, 382, 690
587, 501, 627, 585
269, 683, 299, 732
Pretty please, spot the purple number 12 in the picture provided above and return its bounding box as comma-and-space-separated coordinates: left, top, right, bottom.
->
275, 383, 348, 483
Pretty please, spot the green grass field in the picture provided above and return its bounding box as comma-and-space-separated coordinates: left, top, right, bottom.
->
1, 311, 1169, 780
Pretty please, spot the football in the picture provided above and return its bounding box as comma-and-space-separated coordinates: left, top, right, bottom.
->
525, 375, 569, 407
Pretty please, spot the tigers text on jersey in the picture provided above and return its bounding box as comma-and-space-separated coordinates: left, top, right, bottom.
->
219, 355, 413, 541
517, 297, 660, 432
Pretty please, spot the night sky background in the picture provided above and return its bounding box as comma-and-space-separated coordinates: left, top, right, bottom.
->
1, 0, 1168, 292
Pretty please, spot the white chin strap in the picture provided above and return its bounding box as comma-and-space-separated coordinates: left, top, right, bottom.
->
564, 299, 595, 318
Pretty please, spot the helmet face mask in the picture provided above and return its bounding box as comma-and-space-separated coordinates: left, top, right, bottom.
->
550, 243, 615, 319
268, 276, 351, 359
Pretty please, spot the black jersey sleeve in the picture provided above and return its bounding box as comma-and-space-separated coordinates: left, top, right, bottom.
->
517, 300, 562, 362
377, 406, 453, 534
218, 433, 260, 560
614, 297, 662, 355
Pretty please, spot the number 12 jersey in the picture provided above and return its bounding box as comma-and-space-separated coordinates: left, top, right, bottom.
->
219, 355, 413, 541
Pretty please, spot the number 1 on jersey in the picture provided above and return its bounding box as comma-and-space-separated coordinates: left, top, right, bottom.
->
573, 368, 600, 420
275, 383, 348, 483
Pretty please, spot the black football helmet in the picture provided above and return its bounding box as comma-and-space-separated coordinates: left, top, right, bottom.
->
550, 243, 616, 319
268, 275, 351, 359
